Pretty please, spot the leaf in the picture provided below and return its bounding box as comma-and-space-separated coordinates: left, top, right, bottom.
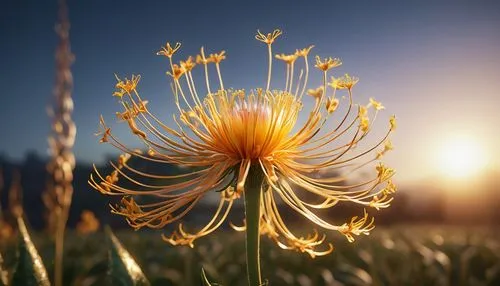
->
201, 268, 213, 286
11, 217, 50, 286
201, 268, 222, 286
106, 226, 150, 286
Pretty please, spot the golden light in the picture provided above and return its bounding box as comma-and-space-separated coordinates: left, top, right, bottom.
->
437, 135, 488, 178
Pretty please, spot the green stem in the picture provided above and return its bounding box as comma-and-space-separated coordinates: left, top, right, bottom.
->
244, 164, 264, 286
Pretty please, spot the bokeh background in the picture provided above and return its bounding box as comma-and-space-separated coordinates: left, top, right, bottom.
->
1, 0, 499, 285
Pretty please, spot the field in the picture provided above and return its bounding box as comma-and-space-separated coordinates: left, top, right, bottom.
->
1, 225, 499, 286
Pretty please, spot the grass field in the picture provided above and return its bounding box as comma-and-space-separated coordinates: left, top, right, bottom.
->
1, 225, 499, 286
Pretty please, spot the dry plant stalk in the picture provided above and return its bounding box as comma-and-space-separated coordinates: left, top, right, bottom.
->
43, 0, 76, 285
8, 170, 23, 219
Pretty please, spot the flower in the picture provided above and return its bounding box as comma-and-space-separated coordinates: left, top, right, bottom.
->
377, 140, 394, 159
369, 97, 385, 110
255, 29, 282, 45
275, 53, 298, 64
359, 115, 370, 133
113, 74, 141, 97
307, 86, 324, 99
195, 48, 213, 65
295, 45, 314, 57
180, 56, 196, 72
76, 210, 100, 235
315, 56, 342, 71
209, 50, 226, 64
156, 42, 181, 58
90, 29, 396, 257
390, 115, 397, 130
330, 73, 359, 90
166, 64, 185, 80
325, 97, 339, 114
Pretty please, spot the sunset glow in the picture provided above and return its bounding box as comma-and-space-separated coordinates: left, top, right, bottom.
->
437, 136, 488, 178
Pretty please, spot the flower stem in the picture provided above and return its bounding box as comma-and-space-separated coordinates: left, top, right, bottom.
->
244, 164, 264, 286
55, 193, 72, 286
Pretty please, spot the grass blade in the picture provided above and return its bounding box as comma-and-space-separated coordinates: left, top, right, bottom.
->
106, 226, 150, 286
11, 217, 50, 286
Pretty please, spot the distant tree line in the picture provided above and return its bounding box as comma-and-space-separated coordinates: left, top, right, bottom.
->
0, 151, 498, 231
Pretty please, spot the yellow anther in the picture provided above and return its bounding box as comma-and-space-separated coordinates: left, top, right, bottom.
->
295, 45, 315, 57
359, 116, 370, 133
156, 42, 181, 58
358, 105, 368, 117
369, 98, 385, 110
114, 74, 141, 95
376, 163, 395, 182
389, 115, 397, 131
180, 56, 196, 72
275, 53, 298, 64
315, 56, 342, 71
167, 64, 186, 80
330, 74, 359, 90
325, 97, 339, 114
307, 86, 324, 99
255, 29, 282, 45
209, 51, 226, 64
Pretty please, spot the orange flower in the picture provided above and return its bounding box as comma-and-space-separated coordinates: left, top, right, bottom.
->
90, 29, 396, 257
76, 210, 100, 235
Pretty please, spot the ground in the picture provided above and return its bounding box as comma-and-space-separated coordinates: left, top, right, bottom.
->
1, 225, 499, 286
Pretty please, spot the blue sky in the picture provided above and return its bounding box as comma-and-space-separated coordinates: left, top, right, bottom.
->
1, 0, 500, 182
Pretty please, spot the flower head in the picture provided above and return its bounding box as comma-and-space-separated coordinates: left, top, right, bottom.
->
315, 56, 342, 71
307, 86, 324, 99
255, 29, 282, 45
275, 53, 298, 64
90, 29, 396, 257
390, 115, 397, 131
330, 73, 359, 90
114, 74, 141, 97
325, 97, 339, 114
295, 45, 315, 57
76, 210, 100, 235
209, 50, 226, 64
377, 140, 394, 159
369, 97, 385, 110
166, 64, 186, 80
196, 47, 213, 65
156, 42, 181, 58
180, 56, 196, 72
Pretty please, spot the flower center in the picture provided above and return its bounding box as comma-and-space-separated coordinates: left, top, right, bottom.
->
205, 90, 301, 160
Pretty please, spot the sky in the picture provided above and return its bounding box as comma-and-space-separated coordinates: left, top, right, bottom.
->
1, 0, 500, 183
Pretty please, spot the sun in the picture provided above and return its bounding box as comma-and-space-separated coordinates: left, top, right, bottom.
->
437, 135, 488, 178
